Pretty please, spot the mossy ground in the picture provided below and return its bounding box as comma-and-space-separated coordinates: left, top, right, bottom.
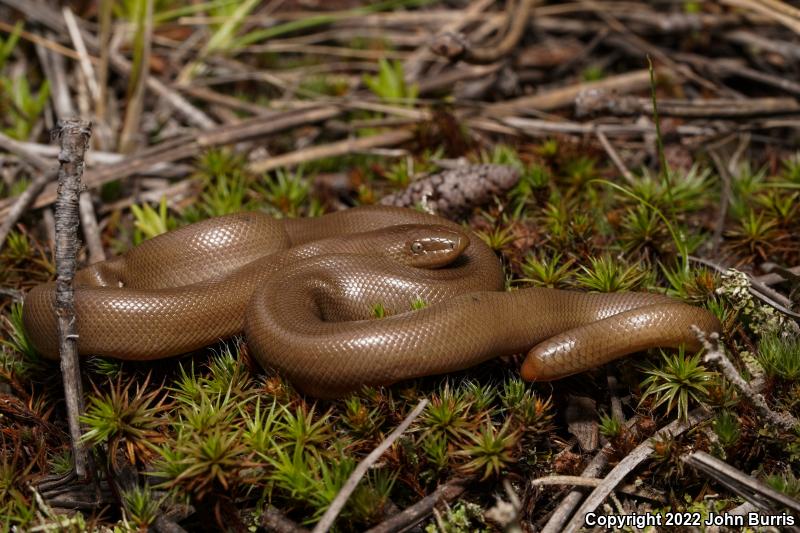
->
2, 138, 798, 531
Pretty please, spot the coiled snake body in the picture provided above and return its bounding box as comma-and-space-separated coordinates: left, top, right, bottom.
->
23, 206, 720, 398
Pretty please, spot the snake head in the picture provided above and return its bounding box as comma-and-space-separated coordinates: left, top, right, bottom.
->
396, 224, 469, 268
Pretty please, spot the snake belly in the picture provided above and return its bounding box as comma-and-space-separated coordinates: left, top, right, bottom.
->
22, 206, 721, 397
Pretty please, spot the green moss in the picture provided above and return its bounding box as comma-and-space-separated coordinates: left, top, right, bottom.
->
640, 348, 715, 422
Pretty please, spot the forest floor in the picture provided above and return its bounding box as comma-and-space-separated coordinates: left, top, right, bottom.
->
0, 1, 799, 531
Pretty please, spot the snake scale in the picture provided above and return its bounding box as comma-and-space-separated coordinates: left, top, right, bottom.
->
23, 206, 721, 398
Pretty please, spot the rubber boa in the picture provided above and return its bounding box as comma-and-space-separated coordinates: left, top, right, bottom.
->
23, 206, 721, 398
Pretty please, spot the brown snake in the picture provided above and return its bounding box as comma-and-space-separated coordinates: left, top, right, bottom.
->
23, 206, 721, 398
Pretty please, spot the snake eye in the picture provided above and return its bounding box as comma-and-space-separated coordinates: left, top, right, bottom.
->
410, 241, 424, 254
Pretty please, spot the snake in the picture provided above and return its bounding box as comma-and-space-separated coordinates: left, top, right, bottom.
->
22, 206, 721, 398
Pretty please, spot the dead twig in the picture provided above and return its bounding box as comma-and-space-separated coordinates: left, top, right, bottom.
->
596, 129, 635, 184
560, 407, 713, 533
430, 0, 537, 64
0, 106, 341, 219
178, 86, 274, 117
248, 129, 414, 174
52, 118, 93, 480
502, 116, 714, 137
34, 35, 73, 120
62, 7, 100, 103
720, 0, 800, 35
311, 399, 428, 533
418, 63, 503, 95
97, 179, 197, 215
684, 451, 800, 516
243, 42, 410, 61
484, 69, 655, 117
579, 96, 800, 119
3, 140, 127, 166
540, 415, 640, 533
689, 257, 800, 319
755, 264, 800, 288
364, 478, 468, 533
78, 194, 105, 264
118, 0, 154, 154
530, 475, 664, 501
677, 53, 800, 97
0, 133, 56, 251
692, 326, 798, 431
34, 480, 114, 510
261, 506, 311, 533
725, 30, 800, 61
580, 0, 722, 94
402, 0, 495, 81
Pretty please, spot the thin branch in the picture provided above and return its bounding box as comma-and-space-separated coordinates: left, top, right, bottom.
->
582, 96, 800, 118
0, 133, 56, 251
532, 475, 612, 489
596, 129, 635, 185
753, 265, 800, 286
430, 0, 537, 64
118, 0, 154, 154
0, 106, 342, 219
561, 407, 714, 533
248, 129, 414, 174
540, 416, 641, 533
402, 0, 495, 81
540, 453, 609, 533
725, 30, 800, 61
484, 69, 655, 117
35, 34, 74, 118
2, 139, 127, 166
62, 7, 100, 102
52, 118, 93, 480
720, 0, 800, 34
531, 475, 664, 501
364, 478, 468, 533
78, 193, 105, 264
96, 0, 112, 122
692, 326, 798, 430
261, 506, 311, 533
311, 399, 428, 533
683, 451, 800, 515
502, 116, 714, 137
581, 0, 721, 94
